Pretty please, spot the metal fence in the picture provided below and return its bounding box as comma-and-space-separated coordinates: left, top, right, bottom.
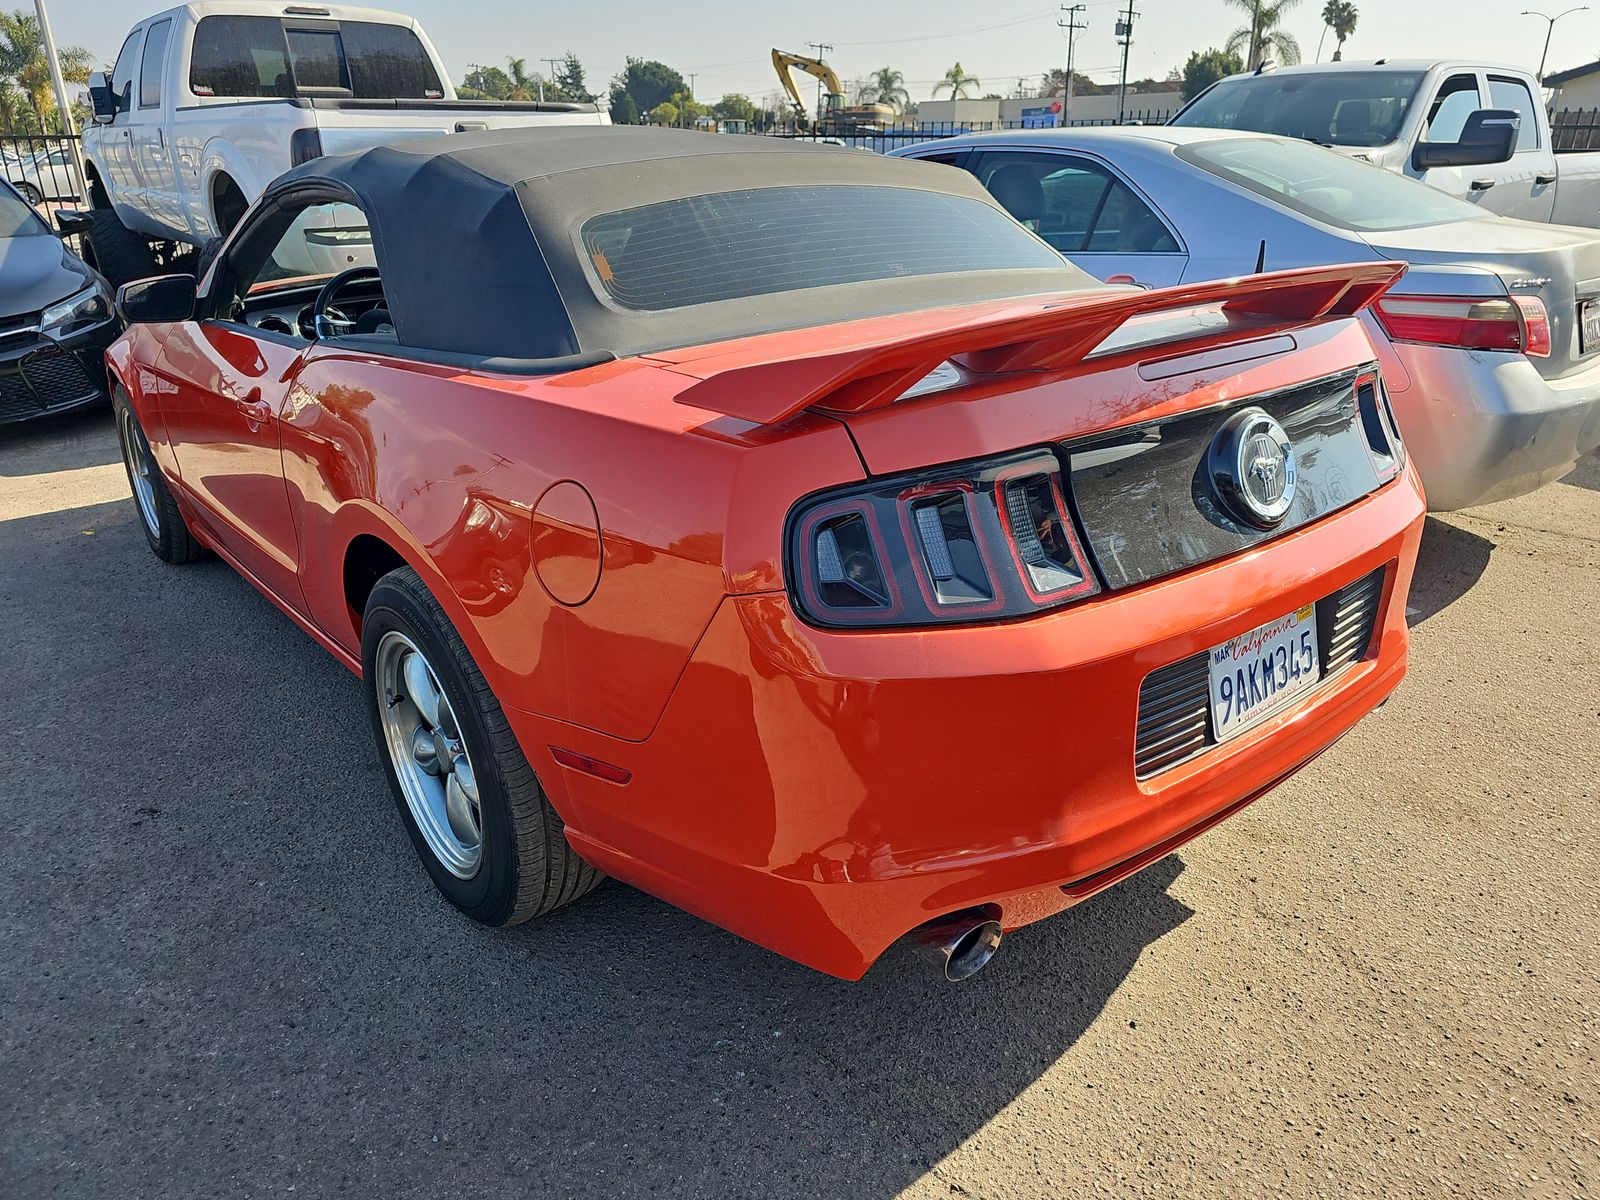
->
1, 127, 85, 203
1550, 108, 1600, 152
762, 109, 1180, 155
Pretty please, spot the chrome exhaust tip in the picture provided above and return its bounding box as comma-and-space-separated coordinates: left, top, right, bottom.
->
912, 910, 1003, 982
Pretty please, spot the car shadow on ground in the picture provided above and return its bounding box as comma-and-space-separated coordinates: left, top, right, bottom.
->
0, 404, 119, 475
1557, 451, 1600, 492
2, 496, 1196, 1199
1405, 516, 1494, 628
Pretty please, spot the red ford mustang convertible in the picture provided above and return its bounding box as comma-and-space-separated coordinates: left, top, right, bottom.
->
107, 128, 1424, 980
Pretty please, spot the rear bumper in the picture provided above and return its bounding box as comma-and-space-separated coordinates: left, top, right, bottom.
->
510, 470, 1426, 980
1388, 341, 1600, 510
0, 317, 116, 425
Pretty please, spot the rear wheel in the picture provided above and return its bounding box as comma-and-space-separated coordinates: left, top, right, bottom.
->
83, 208, 159, 288
14, 181, 43, 207
113, 386, 204, 564
361, 567, 602, 925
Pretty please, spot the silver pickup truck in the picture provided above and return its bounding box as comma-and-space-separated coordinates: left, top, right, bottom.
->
1171, 60, 1600, 227
75, 1, 608, 283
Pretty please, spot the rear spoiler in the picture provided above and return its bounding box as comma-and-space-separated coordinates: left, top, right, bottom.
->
672, 261, 1405, 425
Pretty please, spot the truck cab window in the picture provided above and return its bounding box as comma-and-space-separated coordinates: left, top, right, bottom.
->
110, 28, 142, 113
140, 20, 170, 109
1488, 76, 1539, 152
1422, 75, 1481, 144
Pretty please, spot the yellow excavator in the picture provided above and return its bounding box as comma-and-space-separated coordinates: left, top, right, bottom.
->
771, 49, 895, 133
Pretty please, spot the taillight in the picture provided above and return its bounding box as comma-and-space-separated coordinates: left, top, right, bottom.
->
1373, 293, 1551, 358
1354, 369, 1404, 484
789, 449, 1100, 628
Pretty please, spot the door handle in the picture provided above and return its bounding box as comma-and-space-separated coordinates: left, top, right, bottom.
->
233, 389, 272, 426
1535, 172, 1557, 185
1470, 178, 1496, 191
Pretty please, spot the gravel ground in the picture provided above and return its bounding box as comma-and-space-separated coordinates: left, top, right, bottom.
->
1, 409, 1596, 1200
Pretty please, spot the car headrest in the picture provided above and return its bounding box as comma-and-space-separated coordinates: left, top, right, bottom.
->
986, 164, 1046, 223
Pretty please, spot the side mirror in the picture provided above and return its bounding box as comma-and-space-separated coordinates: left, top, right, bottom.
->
116, 274, 196, 324
88, 71, 117, 124
1412, 108, 1519, 170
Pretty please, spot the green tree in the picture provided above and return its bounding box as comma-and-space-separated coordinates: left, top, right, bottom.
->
503, 57, 540, 101
1040, 67, 1103, 97
712, 93, 756, 123
934, 62, 980, 100
1181, 48, 1244, 100
1321, 0, 1358, 61
610, 90, 640, 124
1224, 0, 1303, 70
0, 11, 93, 133
609, 58, 686, 124
649, 100, 679, 127
554, 52, 592, 102
859, 66, 910, 113
460, 63, 511, 99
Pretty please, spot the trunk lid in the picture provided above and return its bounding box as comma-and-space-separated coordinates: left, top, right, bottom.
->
1362, 216, 1600, 376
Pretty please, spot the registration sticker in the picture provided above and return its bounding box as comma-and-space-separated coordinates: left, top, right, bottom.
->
1208, 604, 1320, 741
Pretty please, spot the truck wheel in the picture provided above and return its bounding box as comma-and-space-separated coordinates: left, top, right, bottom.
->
83, 209, 159, 288
361, 566, 603, 926
113, 385, 205, 565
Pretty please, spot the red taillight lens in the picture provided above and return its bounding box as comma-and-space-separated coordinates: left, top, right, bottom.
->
790, 450, 1100, 628
1373, 293, 1551, 358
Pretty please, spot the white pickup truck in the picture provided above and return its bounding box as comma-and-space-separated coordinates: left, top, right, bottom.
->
76, 1, 608, 282
1171, 60, 1600, 227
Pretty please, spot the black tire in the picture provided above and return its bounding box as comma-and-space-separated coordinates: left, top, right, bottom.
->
83, 208, 159, 288
14, 180, 43, 206
112, 385, 205, 564
361, 567, 602, 925
212, 177, 247, 237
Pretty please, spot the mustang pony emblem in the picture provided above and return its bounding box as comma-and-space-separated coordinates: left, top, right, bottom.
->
1207, 408, 1297, 528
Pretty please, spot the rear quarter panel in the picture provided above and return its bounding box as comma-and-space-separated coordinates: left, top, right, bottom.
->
278, 349, 863, 741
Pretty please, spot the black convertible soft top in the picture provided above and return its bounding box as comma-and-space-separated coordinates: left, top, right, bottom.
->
274, 126, 1091, 363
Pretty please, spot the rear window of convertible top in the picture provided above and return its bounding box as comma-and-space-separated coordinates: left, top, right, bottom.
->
578, 184, 1064, 312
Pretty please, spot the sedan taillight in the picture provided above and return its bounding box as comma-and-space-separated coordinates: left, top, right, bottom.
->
1373, 293, 1551, 358
789, 449, 1100, 628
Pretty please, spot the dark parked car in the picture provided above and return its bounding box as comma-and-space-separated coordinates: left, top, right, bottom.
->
0, 180, 118, 426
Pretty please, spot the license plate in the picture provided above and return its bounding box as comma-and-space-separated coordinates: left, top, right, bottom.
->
1208, 605, 1320, 741
1581, 300, 1600, 355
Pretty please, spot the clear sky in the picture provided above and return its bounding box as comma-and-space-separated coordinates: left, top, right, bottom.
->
38, 0, 1600, 103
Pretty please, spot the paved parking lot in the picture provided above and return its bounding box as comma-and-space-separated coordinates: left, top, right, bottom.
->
2, 408, 1596, 1200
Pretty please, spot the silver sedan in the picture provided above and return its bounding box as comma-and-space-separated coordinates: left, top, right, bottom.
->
892, 127, 1600, 510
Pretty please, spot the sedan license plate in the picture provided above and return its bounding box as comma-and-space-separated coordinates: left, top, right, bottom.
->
1581, 300, 1600, 355
1208, 605, 1319, 741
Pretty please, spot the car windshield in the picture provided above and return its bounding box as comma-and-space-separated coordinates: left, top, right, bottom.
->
0, 187, 46, 237
189, 15, 444, 100
1173, 71, 1427, 147
579, 184, 1066, 311
1176, 137, 1485, 232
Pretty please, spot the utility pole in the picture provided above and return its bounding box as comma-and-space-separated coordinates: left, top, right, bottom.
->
1057, 4, 1086, 126
1114, 0, 1139, 124
807, 41, 833, 125
32, 0, 86, 201
541, 56, 562, 103
1522, 7, 1590, 79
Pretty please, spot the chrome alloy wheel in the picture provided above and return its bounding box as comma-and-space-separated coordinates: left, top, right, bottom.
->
117, 404, 161, 538
375, 631, 483, 878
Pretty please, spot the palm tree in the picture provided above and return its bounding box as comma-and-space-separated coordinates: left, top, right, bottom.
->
1223, 0, 1303, 70
504, 57, 540, 102
862, 66, 910, 113
0, 12, 93, 134
934, 62, 980, 100
1321, 0, 1358, 61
